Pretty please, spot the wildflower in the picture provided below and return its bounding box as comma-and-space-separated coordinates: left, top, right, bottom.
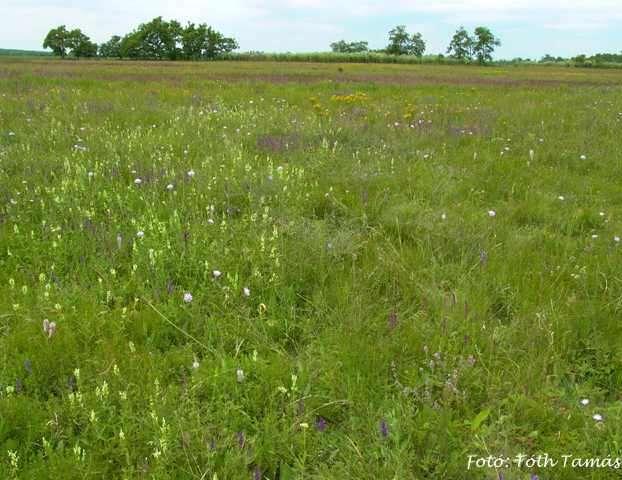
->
243, 287, 251, 297
134, 178, 142, 185
315, 416, 327, 432
187, 169, 195, 178
43, 319, 56, 338
299, 422, 309, 429
236, 368, 245, 383
580, 154, 587, 160
207, 219, 215, 225
580, 398, 589, 406
558, 196, 565, 201
388, 311, 398, 329
591, 235, 599, 239
614, 236, 620, 243
379, 418, 389, 438
136, 231, 144, 239
166, 184, 174, 191
192, 358, 200, 370
593, 413, 603, 422
488, 210, 496, 217
212, 270, 222, 279
441, 213, 447, 220
87, 171, 94, 178
529, 149, 534, 161
183, 292, 193, 303
236, 431, 245, 448
252, 466, 262, 480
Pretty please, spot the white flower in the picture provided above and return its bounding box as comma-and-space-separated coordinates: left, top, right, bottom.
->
615, 236, 621, 243
580, 154, 587, 160
207, 219, 215, 225
580, 398, 590, 406
166, 184, 174, 191
558, 196, 565, 201
192, 358, 200, 370
488, 210, 496, 217
236, 368, 245, 383
183, 292, 193, 303
134, 178, 142, 185
441, 213, 447, 220
592, 234, 599, 239
136, 231, 144, 238
212, 270, 222, 279
88, 171, 94, 178
8, 131, 15, 136
529, 149, 534, 161
243, 287, 251, 297
43, 319, 57, 338
599, 212, 605, 217
187, 169, 195, 178
593, 413, 603, 422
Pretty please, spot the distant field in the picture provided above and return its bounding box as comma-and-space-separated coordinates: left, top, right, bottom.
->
0, 49, 51, 57
1, 58, 622, 479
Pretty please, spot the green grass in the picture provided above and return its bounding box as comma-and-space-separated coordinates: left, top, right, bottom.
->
1, 58, 622, 479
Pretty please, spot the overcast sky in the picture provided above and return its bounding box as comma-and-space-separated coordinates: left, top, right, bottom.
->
2, 0, 621, 58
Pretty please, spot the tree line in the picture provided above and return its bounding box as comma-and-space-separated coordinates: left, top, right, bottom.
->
43, 17, 238, 60
331, 25, 501, 64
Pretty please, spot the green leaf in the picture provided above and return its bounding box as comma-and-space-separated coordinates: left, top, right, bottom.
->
471, 409, 491, 431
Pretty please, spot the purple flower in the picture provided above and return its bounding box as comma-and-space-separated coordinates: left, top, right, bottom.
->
236, 431, 245, 449
315, 416, 327, 432
531, 475, 539, 480
379, 418, 389, 439
67, 374, 77, 392
252, 465, 262, 480
388, 311, 398, 329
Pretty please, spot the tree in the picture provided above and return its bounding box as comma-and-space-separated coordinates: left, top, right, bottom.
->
472, 27, 500, 64
330, 40, 369, 53
386, 25, 426, 56
67, 29, 97, 58
44, 18, 238, 61
136, 17, 182, 59
203, 27, 238, 59
99, 35, 122, 58
446, 26, 473, 62
181, 22, 208, 60
119, 30, 144, 58
43, 25, 70, 57
410, 33, 426, 57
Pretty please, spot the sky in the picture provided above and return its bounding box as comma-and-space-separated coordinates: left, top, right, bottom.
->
2, 0, 621, 59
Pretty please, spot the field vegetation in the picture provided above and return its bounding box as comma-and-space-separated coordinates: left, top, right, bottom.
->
1, 58, 622, 479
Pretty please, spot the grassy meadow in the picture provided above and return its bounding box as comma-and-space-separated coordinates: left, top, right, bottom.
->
2, 58, 622, 479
